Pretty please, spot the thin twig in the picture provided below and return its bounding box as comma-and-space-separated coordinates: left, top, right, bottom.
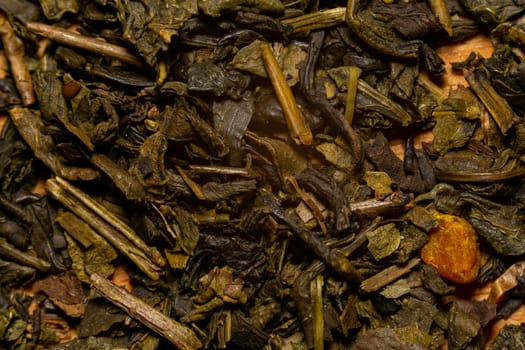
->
428, 0, 453, 36
281, 7, 346, 33
54, 176, 165, 267
176, 166, 206, 200
90, 273, 203, 350
360, 257, 420, 293
0, 237, 51, 272
344, 66, 361, 124
26, 21, 143, 67
46, 178, 161, 280
0, 11, 35, 105
261, 42, 313, 145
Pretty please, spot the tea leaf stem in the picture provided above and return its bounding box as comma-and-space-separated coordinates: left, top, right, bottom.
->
281, 7, 346, 32
90, 273, 203, 350
0, 11, 35, 105
344, 66, 361, 124
54, 176, 165, 268
46, 178, 161, 280
261, 42, 313, 145
26, 21, 143, 67
0, 237, 51, 272
361, 257, 420, 293
311, 274, 324, 350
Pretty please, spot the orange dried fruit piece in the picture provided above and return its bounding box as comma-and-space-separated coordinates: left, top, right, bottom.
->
420, 212, 479, 284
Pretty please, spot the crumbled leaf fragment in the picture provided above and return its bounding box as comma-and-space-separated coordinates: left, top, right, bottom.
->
367, 223, 401, 261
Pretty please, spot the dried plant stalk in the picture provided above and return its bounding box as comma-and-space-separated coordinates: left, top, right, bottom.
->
54, 176, 165, 267
90, 273, 203, 350
281, 7, 346, 32
344, 66, 361, 124
361, 257, 420, 293
46, 178, 161, 280
261, 42, 313, 145
465, 70, 516, 135
0, 11, 35, 105
0, 237, 51, 272
311, 274, 324, 350
26, 21, 143, 67
428, 0, 453, 36
176, 165, 206, 200
188, 164, 250, 176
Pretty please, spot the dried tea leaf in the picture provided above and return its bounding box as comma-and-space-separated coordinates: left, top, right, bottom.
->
78, 297, 127, 338
467, 200, 525, 255
447, 302, 481, 350
0, 258, 35, 288
432, 114, 477, 154
363, 171, 394, 199
213, 96, 254, 166
115, 0, 198, 66
490, 324, 525, 349
33, 270, 85, 318
380, 279, 410, 299
130, 131, 168, 192
367, 223, 401, 261
405, 206, 439, 232
39, 0, 80, 20
365, 132, 434, 194
245, 131, 309, 187
201, 180, 257, 201
58, 209, 118, 282
315, 141, 354, 171
391, 297, 438, 334
420, 263, 455, 296
50, 336, 129, 350
350, 327, 426, 350
187, 61, 243, 97
9, 108, 99, 181
391, 223, 429, 264
461, 0, 525, 23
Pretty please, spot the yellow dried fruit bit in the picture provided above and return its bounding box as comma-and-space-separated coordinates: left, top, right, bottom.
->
420, 212, 479, 284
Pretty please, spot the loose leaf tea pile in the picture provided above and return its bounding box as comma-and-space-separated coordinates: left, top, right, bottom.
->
0, 0, 524, 349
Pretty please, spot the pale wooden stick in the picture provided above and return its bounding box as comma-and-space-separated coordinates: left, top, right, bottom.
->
54, 176, 165, 268
361, 257, 420, 293
261, 42, 313, 145
344, 66, 361, 124
281, 7, 346, 33
91, 273, 203, 350
0, 12, 35, 105
26, 21, 143, 67
46, 178, 161, 280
